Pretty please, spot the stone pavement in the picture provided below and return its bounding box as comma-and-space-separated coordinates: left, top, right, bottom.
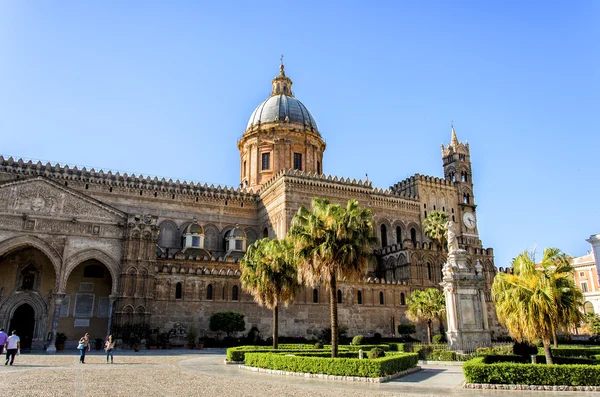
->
0, 349, 593, 396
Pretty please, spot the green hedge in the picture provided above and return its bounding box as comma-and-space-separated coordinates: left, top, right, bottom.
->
244, 352, 418, 378
227, 346, 328, 362
227, 344, 391, 362
483, 355, 595, 365
430, 349, 456, 361
345, 344, 391, 352
548, 347, 600, 358
463, 356, 600, 386
476, 345, 513, 356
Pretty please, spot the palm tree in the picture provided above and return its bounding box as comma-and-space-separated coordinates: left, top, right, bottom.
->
406, 288, 446, 344
546, 250, 584, 348
492, 248, 583, 364
239, 237, 299, 349
289, 198, 377, 357
423, 210, 448, 248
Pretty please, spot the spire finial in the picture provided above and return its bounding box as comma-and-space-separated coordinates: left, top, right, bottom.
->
451, 123, 459, 147
279, 54, 285, 74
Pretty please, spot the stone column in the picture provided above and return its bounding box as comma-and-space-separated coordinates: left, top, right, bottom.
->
441, 249, 491, 352
106, 296, 117, 336
45, 293, 65, 353
587, 234, 600, 286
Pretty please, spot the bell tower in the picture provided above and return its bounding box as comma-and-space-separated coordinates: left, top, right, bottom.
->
441, 126, 479, 238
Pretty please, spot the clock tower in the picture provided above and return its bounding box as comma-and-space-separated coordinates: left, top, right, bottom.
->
441, 126, 480, 242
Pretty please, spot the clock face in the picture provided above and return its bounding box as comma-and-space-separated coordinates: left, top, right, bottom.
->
463, 211, 476, 229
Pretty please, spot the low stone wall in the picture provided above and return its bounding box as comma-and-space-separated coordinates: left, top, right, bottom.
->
464, 383, 600, 392
239, 364, 421, 383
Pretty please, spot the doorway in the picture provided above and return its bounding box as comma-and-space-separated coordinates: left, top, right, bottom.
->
9, 304, 35, 349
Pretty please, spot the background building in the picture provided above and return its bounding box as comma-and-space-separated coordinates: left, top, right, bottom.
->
0, 64, 498, 349
572, 236, 600, 316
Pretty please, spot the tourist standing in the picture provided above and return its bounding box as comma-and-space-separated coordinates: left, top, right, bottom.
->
104, 335, 115, 363
4, 330, 20, 366
0, 328, 7, 355
77, 333, 90, 364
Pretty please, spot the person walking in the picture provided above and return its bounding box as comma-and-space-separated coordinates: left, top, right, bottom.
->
4, 330, 20, 366
104, 335, 115, 363
77, 333, 90, 364
0, 328, 7, 355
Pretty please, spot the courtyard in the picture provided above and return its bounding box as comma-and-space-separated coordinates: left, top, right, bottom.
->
0, 349, 593, 397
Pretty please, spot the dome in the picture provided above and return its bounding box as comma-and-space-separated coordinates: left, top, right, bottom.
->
228, 225, 246, 238
246, 95, 318, 132
184, 221, 204, 235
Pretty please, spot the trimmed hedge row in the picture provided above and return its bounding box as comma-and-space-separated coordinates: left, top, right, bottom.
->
244, 352, 418, 378
463, 356, 600, 386
227, 347, 329, 362
227, 344, 393, 362
548, 347, 600, 358
483, 354, 595, 365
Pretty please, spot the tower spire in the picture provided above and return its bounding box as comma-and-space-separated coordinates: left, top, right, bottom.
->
451, 124, 459, 148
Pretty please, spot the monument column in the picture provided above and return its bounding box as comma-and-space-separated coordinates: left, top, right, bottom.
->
441, 221, 491, 351
45, 293, 65, 353
587, 234, 600, 285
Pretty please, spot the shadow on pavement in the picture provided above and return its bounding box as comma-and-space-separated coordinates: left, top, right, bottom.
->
389, 368, 448, 383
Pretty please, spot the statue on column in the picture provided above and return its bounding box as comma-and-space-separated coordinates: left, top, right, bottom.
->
445, 220, 459, 253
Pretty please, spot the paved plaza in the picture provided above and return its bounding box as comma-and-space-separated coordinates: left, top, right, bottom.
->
0, 349, 593, 397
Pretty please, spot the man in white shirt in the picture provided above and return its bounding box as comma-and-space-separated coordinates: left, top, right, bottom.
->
4, 330, 20, 366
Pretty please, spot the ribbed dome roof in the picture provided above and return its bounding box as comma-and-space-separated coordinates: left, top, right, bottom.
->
244, 64, 319, 134
184, 222, 204, 235
246, 95, 318, 132
228, 225, 246, 238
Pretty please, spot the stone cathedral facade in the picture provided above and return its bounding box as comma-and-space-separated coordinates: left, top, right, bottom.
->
0, 64, 498, 350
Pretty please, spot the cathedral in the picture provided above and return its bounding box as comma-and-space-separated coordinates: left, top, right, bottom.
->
0, 64, 498, 350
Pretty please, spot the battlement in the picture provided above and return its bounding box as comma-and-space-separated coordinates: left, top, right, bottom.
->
0, 155, 258, 201
259, 168, 419, 202
390, 173, 455, 196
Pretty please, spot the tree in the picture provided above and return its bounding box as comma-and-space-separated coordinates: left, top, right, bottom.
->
289, 198, 376, 357
239, 237, 299, 349
423, 210, 448, 248
406, 288, 446, 344
492, 248, 584, 364
208, 311, 245, 338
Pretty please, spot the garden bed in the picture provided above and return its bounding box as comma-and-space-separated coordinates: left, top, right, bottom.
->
244, 351, 418, 379
463, 356, 600, 387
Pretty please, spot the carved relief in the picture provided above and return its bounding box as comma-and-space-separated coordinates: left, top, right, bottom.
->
0, 179, 125, 223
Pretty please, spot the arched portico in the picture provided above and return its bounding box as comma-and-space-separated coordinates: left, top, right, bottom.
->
52, 251, 116, 349
0, 235, 62, 288
61, 249, 120, 295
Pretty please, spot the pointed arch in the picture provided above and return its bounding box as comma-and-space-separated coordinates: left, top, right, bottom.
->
62, 248, 120, 295
0, 235, 62, 287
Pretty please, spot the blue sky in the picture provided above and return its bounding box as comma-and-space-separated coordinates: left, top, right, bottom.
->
1, 1, 599, 268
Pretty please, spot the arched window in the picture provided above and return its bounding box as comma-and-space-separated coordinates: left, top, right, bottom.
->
20, 264, 37, 290
380, 224, 387, 247
410, 228, 417, 247
427, 263, 432, 281
584, 301, 595, 315
400, 292, 406, 306
232, 285, 239, 301
396, 226, 402, 245
379, 291, 384, 305
263, 228, 269, 238
206, 284, 213, 300
175, 282, 182, 299
337, 289, 342, 304
357, 290, 363, 305
313, 289, 319, 303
